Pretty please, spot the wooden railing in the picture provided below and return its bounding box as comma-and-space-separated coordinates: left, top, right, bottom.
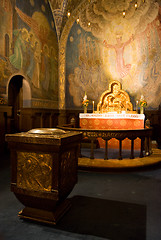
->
57, 126, 153, 160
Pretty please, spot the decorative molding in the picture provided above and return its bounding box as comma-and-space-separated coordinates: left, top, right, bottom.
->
31, 99, 58, 109
50, 0, 68, 39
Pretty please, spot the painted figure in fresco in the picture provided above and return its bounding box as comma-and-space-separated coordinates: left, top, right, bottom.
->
49, 46, 57, 91
103, 35, 134, 79
26, 33, 35, 79
32, 41, 41, 88
15, 6, 49, 48
9, 28, 28, 70
41, 44, 50, 91
0, 59, 10, 81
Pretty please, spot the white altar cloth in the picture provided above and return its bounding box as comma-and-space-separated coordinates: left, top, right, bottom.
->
79, 113, 145, 120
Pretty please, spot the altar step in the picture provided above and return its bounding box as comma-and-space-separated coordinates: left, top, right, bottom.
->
78, 148, 161, 171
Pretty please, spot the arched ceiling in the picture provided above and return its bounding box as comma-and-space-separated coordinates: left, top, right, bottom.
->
49, 0, 160, 40
49, 0, 82, 39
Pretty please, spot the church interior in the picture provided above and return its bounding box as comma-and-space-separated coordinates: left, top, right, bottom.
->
1, 0, 161, 239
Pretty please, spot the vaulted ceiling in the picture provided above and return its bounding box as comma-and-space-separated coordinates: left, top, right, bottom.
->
49, 0, 81, 39
49, 0, 160, 42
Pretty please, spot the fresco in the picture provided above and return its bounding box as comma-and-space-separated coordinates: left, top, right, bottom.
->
66, 0, 161, 110
0, 0, 58, 103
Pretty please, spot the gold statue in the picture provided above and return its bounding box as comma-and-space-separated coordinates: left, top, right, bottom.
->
97, 80, 133, 113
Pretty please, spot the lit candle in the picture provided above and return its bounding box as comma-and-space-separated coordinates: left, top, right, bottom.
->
119, 101, 121, 113
93, 101, 94, 113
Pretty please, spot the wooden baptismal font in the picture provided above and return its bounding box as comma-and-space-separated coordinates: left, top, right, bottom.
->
6, 128, 82, 225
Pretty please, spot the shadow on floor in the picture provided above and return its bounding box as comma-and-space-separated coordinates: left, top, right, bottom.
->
55, 195, 146, 240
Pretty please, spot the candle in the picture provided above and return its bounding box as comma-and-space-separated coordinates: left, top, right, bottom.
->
93, 101, 94, 113
126, 101, 128, 111
136, 100, 139, 113
119, 101, 121, 113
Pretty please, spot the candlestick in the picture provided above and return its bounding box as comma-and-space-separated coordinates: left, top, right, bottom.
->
136, 100, 139, 113
119, 101, 121, 113
126, 101, 128, 112
93, 101, 94, 113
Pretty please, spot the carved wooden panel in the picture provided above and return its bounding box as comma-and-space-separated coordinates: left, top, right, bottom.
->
17, 151, 52, 192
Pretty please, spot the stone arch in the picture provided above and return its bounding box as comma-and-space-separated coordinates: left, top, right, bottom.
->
6, 73, 31, 107
22, 78, 32, 107
59, 0, 88, 110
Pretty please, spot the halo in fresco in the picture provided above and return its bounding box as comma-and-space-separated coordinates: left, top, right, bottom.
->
41, 4, 46, 12
77, 29, 81, 35
30, 0, 34, 7
70, 36, 74, 42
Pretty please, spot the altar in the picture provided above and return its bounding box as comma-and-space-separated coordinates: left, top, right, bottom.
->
80, 81, 145, 150
79, 113, 145, 149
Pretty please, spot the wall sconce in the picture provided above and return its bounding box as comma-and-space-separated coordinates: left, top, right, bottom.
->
88, 22, 91, 27
67, 11, 70, 18
135, 2, 138, 10
76, 17, 80, 24
122, 10, 126, 18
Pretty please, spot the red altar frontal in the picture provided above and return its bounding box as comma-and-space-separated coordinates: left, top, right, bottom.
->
79, 113, 145, 150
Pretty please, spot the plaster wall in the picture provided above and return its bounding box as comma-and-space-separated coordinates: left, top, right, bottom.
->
64, 0, 161, 111
0, 0, 58, 109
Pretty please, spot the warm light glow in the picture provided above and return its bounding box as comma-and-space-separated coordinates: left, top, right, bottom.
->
135, 2, 138, 9
76, 17, 80, 24
67, 11, 70, 18
93, 101, 94, 113
88, 22, 91, 27
122, 10, 126, 17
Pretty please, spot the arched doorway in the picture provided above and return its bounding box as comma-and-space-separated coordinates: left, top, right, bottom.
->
8, 75, 23, 132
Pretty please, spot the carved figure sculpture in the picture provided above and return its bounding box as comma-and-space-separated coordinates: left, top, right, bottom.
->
97, 80, 133, 113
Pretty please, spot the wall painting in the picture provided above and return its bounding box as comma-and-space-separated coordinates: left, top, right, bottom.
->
66, 0, 161, 110
0, 0, 58, 107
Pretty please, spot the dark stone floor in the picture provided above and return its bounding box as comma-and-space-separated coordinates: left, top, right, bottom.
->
1, 152, 161, 240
